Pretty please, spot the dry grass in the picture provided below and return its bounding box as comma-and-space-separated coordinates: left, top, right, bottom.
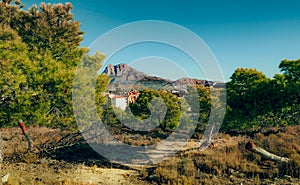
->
1, 126, 299, 184
143, 127, 300, 184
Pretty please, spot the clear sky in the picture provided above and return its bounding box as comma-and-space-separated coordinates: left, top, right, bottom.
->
22, 0, 300, 81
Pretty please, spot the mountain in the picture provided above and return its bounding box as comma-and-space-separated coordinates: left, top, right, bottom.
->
102, 64, 206, 91
103, 64, 147, 81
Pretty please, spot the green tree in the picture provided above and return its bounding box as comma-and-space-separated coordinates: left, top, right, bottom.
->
193, 85, 211, 130
223, 61, 300, 131
0, 1, 109, 129
129, 89, 181, 130
0, 27, 49, 126
13, 2, 85, 64
0, 0, 24, 27
279, 59, 300, 82
279, 59, 300, 105
227, 68, 268, 117
227, 68, 268, 96
101, 106, 121, 127
160, 90, 181, 130
130, 89, 159, 119
223, 68, 269, 130
72, 51, 109, 130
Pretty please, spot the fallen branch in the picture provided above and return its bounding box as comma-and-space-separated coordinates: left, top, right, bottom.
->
246, 141, 290, 163
39, 132, 84, 156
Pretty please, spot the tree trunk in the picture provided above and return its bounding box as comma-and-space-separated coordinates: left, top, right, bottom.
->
246, 141, 290, 163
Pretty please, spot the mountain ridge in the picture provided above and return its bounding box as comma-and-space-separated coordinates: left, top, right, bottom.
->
102, 64, 206, 90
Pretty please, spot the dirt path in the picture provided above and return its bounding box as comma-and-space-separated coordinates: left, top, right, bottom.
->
72, 167, 139, 185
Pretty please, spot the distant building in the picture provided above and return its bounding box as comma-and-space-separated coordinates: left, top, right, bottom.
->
106, 89, 140, 110
111, 96, 127, 110
205, 81, 215, 87
171, 90, 181, 97
171, 89, 187, 97
213, 83, 226, 88
204, 81, 226, 88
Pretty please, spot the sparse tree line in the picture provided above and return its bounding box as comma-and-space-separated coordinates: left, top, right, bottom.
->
224, 60, 299, 130
0, 1, 299, 132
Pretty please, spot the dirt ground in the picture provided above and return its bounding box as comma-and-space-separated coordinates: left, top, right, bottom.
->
0, 127, 148, 185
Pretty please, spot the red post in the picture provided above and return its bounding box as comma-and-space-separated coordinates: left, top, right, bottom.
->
18, 119, 27, 135
18, 120, 33, 151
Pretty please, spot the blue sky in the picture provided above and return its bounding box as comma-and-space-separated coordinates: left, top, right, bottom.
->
22, 0, 300, 81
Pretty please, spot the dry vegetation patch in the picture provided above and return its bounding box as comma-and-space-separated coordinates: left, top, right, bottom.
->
142, 128, 300, 185
1, 126, 299, 184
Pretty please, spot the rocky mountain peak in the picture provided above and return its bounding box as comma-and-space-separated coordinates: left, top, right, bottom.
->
103, 63, 130, 77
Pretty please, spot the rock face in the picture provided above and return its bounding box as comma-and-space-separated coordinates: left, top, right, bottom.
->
104, 64, 130, 77
103, 64, 148, 82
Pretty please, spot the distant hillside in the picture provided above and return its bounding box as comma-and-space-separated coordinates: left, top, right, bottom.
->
171, 78, 205, 88
102, 64, 206, 91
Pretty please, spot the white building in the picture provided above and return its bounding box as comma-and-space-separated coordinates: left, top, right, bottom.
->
111, 96, 127, 110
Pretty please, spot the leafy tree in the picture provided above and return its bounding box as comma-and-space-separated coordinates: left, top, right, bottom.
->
0, 27, 49, 126
130, 89, 159, 119
129, 89, 181, 130
96, 73, 110, 115
12, 2, 85, 64
71, 51, 109, 130
279, 59, 300, 82
223, 61, 299, 131
279, 59, 300, 105
193, 85, 211, 130
223, 68, 268, 129
159, 90, 181, 130
227, 68, 267, 96
101, 106, 121, 126
0, 1, 109, 129
0, 0, 24, 27
226, 68, 268, 118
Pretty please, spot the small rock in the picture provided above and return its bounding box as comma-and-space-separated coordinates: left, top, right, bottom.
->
2, 173, 9, 183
